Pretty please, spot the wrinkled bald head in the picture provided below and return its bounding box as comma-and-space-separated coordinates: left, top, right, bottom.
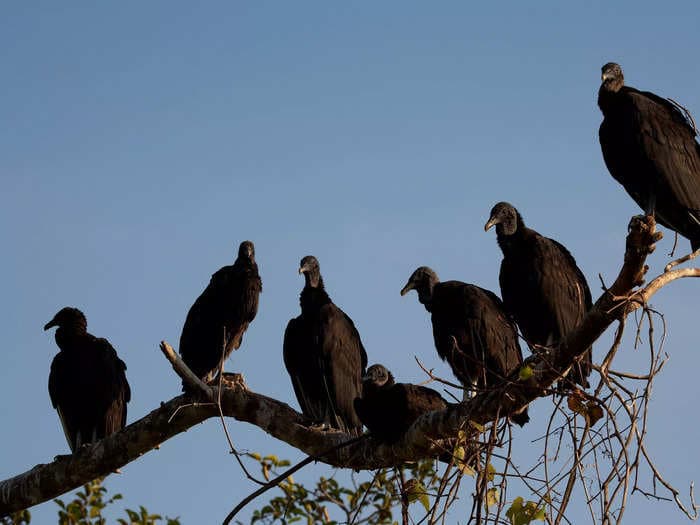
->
484, 201, 521, 236
299, 255, 322, 287
238, 240, 255, 260
44, 307, 87, 332
401, 266, 439, 308
601, 62, 624, 92
363, 364, 395, 389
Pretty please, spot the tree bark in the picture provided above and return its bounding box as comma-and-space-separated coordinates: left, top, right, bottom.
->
1, 215, 686, 516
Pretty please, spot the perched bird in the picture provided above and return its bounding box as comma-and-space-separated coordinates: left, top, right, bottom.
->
598, 62, 700, 251
401, 267, 529, 426
44, 307, 131, 452
178, 240, 262, 391
354, 364, 448, 443
485, 202, 592, 388
283, 255, 367, 434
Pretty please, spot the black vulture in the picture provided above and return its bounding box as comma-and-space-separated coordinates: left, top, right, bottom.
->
178, 240, 262, 391
485, 202, 592, 389
598, 62, 700, 251
401, 267, 529, 426
354, 364, 448, 443
44, 307, 131, 452
283, 255, 367, 434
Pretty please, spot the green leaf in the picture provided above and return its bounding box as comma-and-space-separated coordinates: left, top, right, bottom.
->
518, 365, 534, 380
486, 462, 496, 482
506, 496, 546, 525
486, 487, 499, 507
469, 420, 485, 432
418, 493, 430, 512
404, 479, 430, 511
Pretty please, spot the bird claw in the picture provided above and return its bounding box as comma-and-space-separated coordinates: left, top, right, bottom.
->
307, 421, 332, 432
219, 372, 248, 389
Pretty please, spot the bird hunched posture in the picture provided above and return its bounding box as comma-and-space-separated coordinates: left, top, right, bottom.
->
354, 364, 448, 443
598, 62, 700, 251
179, 240, 262, 392
485, 202, 592, 388
44, 307, 131, 452
283, 255, 367, 434
401, 266, 529, 426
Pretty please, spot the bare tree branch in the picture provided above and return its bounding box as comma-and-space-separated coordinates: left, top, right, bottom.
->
1, 215, 694, 518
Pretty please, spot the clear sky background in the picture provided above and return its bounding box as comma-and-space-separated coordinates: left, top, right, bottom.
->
2, 2, 699, 524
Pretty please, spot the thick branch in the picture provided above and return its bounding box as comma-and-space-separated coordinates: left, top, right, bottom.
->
0, 215, 690, 516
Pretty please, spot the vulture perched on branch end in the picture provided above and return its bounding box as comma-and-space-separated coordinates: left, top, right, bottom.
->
178, 240, 262, 392
598, 62, 700, 251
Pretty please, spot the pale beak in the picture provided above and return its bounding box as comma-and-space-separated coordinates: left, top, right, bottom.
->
484, 217, 499, 231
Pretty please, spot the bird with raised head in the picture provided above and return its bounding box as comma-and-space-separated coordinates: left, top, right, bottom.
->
178, 240, 262, 392
598, 62, 700, 252
284, 255, 367, 434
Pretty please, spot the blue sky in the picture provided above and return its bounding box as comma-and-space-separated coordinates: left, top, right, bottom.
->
2, 2, 699, 523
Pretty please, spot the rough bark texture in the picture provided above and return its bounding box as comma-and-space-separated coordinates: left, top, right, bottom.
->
1, 216, 684, 516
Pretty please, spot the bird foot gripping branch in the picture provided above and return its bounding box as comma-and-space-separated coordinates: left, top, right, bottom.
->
625, 215, 662, 287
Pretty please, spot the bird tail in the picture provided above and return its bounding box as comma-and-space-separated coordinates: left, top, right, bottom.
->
511, 406, 530, 427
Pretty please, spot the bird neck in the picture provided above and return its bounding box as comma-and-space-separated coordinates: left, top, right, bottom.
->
234, 256, 256, 273
303, 271, 323, 289
417, 285, 435, 312
597, 85, 621, 114
54, 325, 87, 350
496, 215, 527, 254
300, 282, 331, 311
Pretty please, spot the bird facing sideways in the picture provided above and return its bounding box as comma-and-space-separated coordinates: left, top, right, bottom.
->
45, 307, 131, 453
354, 363, 448, 443
283, 255, 367, 434
178, 240, 262, 392
401, 266, 529, 426
598, 62, 700, 252
485, 202, 592, 389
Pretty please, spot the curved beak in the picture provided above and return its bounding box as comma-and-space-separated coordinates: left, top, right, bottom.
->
298, 266, 305, 275
400, 281, 414, 296
43, 319, 57, 331
484, 217, 499, 232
